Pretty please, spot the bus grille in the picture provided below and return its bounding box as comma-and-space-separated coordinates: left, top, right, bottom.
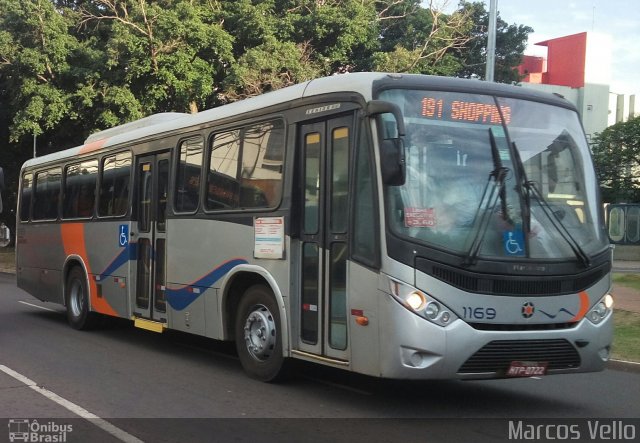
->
468, 322, 577, 331
458, 339, 581, 374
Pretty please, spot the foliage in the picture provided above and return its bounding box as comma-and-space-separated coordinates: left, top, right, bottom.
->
373, 0, 472, 75
591, 117, 640, 203
454, 1, 533, 82
0, 0, 533, 216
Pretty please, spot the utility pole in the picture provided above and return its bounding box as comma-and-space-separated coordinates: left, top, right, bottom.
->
485, 0, 498, 82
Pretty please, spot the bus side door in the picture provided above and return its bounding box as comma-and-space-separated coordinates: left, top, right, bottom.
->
297, 114, 353, 362
132, 152, 170, 323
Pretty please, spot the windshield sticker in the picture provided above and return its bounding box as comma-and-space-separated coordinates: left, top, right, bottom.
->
405, 207, 436, 228
504, 229, 525, 256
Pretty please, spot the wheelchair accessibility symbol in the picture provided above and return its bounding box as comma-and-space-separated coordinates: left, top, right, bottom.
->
503, 230, 524, 256
119, 224, 129, 247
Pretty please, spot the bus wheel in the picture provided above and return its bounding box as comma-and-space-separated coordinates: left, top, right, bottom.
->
235, 285, 286, 382
65, 266, 99, 330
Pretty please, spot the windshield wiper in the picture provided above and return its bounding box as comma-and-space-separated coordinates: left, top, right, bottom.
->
525, 179, 591, 268
463, 129, 509, 266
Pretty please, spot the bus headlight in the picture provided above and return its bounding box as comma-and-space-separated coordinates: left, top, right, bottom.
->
587, 294, 613, 325
406, 291, 426, 311
388, 278, 457, 327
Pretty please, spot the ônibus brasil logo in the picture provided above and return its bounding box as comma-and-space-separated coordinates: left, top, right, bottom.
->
8, 419, 73, 443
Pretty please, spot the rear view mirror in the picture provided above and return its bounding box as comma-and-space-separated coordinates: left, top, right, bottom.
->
366, 101, 406, 186
380, 139, 406, 186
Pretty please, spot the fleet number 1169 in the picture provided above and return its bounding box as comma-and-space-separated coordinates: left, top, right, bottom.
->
462, 307, 497, 320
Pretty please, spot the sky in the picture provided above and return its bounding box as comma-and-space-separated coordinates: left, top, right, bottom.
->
438, 0, 640, 95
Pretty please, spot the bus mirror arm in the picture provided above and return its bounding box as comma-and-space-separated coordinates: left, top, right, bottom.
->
365, 100, 405, 137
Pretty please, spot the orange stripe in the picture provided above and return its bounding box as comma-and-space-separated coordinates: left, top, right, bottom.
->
571, 291, 590, 322
61, 223, 117, 316
79, 138, 107, 154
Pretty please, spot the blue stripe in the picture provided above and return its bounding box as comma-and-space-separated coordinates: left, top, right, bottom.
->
166, 258, 248, 311
97, 242, 137, 280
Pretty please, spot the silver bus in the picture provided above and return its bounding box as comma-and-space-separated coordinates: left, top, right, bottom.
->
16, 73, 613, 381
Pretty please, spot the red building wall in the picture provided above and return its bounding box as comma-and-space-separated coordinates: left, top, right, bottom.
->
518, 32, 588, 88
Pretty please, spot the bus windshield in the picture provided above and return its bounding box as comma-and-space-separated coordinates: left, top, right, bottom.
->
379, 89, 607, 261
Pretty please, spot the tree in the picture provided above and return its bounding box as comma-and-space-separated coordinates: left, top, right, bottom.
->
79, 0, 235, 115
454, 1, 533, 83
219, 0, 380, 100
0, 0, 81, 142
372, 0, 472, 75
591, 116, 640, 203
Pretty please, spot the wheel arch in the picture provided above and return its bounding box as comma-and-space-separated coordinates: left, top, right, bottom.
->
220, 265, 289, 356
62, 255, 91, 310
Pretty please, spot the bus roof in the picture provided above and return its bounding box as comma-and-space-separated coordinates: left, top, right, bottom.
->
21, 72, 575, 170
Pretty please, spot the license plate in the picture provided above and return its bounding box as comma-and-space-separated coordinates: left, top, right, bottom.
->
506, 361, 548, 377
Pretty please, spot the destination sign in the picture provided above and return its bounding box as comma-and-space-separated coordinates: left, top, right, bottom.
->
420, 96, 511, 125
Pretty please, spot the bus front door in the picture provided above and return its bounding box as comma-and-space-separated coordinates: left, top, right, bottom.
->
297, 115, 353, 362
133, 152, 170, 325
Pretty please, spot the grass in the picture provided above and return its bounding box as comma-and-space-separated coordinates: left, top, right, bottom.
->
613, 273, 640, 291
612, 309, 640, 362
0, 246, 14, 271
611, 273, 640, 362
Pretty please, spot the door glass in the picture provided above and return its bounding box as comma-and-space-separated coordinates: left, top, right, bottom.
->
138, 163, 152, 233
137, 238, 151, 309
304, 133, 321, 234
331, 127, 349, 233
154, 238, 166, 312
157, 159, 169, 232
301, 242, 319, 344
329, 242, 347, 350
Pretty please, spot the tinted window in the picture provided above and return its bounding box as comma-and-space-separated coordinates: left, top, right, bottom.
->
20, 172, 33, 221
175, 137, 203, 213
206, 120, 285, 210
33, 168, 61, 220
352, 124, 378, 264
99, 152, 131, 217
63, 160, 98, 219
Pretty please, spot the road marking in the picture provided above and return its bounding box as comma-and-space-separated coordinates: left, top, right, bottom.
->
0, 365, 143, 443
18, 301, 57, 312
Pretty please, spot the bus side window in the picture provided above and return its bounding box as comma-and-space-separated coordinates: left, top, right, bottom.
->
20, 172, 33, 222
352, 123, 378, 265
175, 137, 204, 213
240, 120, 284, 209
33, 168, 61, 221
207, 130, 240, 209
99, 152, 132, 217
63, 160, 98, 219
206, 120, 285, 211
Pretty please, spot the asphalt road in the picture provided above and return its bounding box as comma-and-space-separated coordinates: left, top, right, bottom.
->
0, 273, 638, 442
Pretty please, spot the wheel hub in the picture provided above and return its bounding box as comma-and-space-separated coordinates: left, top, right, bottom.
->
69, 279, 84, 317
243, 304, 276, 361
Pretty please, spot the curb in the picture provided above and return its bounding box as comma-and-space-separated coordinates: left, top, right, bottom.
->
607, 359, 640, 373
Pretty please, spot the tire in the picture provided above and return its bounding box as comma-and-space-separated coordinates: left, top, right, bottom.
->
235, 284, 287, 382
65, 266, 100, 330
